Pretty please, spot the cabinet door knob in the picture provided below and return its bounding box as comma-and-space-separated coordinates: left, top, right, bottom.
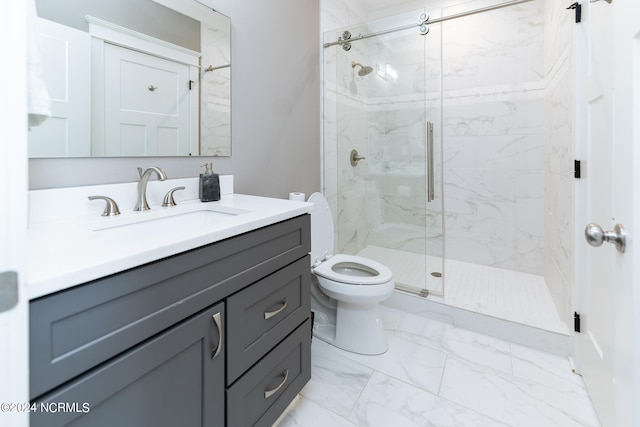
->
264, 299, 288, 320
210, 312, 222, 360
264, 369, 289, 399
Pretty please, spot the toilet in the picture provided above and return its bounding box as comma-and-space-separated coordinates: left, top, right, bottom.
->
308, 192, 394, 355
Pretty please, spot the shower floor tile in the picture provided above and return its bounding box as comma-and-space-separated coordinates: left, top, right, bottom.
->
275, 306, 600, 427
356, 245, 569, 335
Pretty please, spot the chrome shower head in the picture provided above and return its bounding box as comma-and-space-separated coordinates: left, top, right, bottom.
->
351, 61, 374, 77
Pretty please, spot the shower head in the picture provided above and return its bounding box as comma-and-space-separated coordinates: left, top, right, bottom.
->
351, 61, 374, 77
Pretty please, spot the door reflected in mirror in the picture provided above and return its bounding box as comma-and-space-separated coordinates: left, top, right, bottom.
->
31, 0, 230, 158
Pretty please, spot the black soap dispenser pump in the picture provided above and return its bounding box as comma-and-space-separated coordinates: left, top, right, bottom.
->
199, 162, 220, 202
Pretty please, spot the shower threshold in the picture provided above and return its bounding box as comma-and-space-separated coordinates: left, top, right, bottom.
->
394, 283, 429, 298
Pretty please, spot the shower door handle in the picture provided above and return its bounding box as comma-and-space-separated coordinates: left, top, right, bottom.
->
427, 122, 435, 203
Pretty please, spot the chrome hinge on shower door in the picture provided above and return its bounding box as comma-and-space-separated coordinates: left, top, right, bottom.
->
0, 271, 18, 313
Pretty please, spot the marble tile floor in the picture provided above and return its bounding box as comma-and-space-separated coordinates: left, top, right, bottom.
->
276, 306, 600, 427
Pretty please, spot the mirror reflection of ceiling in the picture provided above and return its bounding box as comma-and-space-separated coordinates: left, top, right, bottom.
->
31, 0, 231, 158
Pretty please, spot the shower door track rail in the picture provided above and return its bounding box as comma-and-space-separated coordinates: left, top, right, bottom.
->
323, 0, 534, 49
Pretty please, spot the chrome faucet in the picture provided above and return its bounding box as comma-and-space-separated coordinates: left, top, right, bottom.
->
134, 166, 168, 211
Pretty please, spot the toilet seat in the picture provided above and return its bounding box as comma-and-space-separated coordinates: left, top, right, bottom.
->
308, 192, 393, 286
313, 254, 392, 285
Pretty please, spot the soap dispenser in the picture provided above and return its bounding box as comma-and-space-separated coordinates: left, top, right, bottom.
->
199, 162, 220, 202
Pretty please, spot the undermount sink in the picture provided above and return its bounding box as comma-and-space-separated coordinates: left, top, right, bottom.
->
91, 204, 250, 235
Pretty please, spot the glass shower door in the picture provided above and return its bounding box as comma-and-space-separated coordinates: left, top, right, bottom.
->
325, 11, 444, 297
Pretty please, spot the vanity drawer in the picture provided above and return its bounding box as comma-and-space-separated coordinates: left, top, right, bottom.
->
226, 318, 311, 427
30, 214, 310, 399
226, 256, 310, 384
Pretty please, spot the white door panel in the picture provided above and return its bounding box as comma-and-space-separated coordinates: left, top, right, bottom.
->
576, 0, 638, 425
1, 2, 29, 426
104, 44, 192, 156
29, 18, 90, 157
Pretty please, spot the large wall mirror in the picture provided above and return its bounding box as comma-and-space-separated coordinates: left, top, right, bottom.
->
31, 0, 230, 158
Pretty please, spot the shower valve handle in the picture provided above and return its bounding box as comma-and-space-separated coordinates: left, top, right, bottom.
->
350, 149, 365, 166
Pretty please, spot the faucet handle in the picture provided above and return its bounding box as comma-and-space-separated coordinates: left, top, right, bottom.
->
162, 186, 186, 207
88, 196, 121, 216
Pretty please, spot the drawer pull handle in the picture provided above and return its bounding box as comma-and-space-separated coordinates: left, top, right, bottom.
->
264, 299, 288, 320
211, 312, 222, 360
264, 369, 289, 399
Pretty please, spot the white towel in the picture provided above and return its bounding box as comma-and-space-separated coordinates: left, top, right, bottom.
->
27, 0, 51, 128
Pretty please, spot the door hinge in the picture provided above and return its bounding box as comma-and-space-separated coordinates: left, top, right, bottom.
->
566, 2, 582, 23
574, 312, 581, 333
574, 160, 582, 179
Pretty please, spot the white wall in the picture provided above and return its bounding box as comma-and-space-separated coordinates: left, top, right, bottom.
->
29, 0, 321, 200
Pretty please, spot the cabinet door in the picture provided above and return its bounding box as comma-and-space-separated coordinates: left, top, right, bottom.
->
31, 303, 225, 427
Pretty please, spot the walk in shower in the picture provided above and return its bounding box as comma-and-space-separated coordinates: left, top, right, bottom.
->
322, 0, 571, 335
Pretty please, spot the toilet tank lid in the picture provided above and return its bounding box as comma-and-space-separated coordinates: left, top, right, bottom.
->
308, 192, 334, 262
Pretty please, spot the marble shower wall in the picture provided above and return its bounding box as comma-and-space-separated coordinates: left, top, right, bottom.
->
324, 0, 548, 275
322, 0, 575, 329
323, 8, 446, 257
542, 0, 575, 329
200, 24, 231, 156
441, 0, 546, 274
321, 0, 369, 253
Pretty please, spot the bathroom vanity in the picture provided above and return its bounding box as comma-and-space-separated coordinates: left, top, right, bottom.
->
26, 178, 312, 426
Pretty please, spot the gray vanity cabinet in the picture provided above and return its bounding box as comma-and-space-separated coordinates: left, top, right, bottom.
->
31, 303, 225, 427
29, 214, 311, 427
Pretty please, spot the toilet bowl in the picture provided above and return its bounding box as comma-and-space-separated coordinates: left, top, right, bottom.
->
308, 192, 394, 355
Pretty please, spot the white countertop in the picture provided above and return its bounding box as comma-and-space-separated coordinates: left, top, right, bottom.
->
27, 180, 312, 299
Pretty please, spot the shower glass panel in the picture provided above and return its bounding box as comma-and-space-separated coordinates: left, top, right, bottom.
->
323, 11, 444, 297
